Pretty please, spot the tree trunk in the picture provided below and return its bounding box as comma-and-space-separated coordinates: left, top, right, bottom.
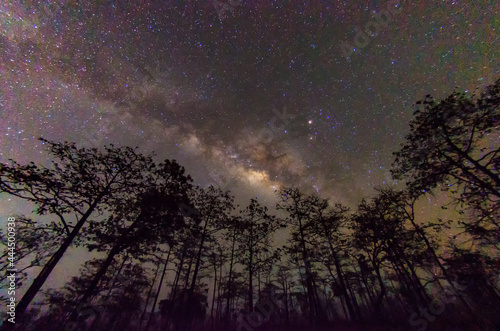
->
344, 273, 361, 320
282, 281, 289, 325
210, 263, 217, 331
189, 219, 209, 294
171, 243, 187, 301
373, 261, 387, 308
63, 211, 146, 330
405, 207, 477, 315
138, 264, 160, 331
146, 246, 172, 331
13, 190, 108, 320
216, 255, 224, 325
326, 231, 357, 322
225, 230, 236, 322
297, 216, 322, 323
248, 236, 254, 313
186, 218, 210, 328
61, 244, 122, 331
184, 255, 194, 288
90, 254, 130, 330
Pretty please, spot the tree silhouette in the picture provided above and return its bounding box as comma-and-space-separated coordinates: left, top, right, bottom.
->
305, 202, 359, 322
237, 198, 281, 313
0, 138, 155, 321
0, 216, 63, 303
392, 79, 500, 246
2, 78, 499, 330
276, 187, 327, 325
350, 191, 429, 312
374, 187, 478, 314
183, 185, 234, 328
63, 160, 192, 329
159, 288, 208, 330
443, 247, 500, 326
222, 216, 241, 325
41, 256, 149, 331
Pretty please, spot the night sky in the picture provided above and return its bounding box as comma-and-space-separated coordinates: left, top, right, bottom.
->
0, 0, 498, 213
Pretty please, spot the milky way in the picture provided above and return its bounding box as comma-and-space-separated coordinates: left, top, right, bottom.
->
0, 0, 498, 212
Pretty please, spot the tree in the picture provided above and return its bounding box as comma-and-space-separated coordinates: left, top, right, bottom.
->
276, 187, 327, 325
306, 202, 359, 321
443, 247, 500, 327
40, 257, 149, 331
0, 138, 155, 321
159, 288, 208, 330
237, 198, 281, 313
222, 216, 241, 324
374, 187, 477, 313
392, 79, 500, 245
206, 239, 226, 329
184, 185, 235, 328
350, 192, 429, 311
0, 216, 63, 303
64, 159, 193, 328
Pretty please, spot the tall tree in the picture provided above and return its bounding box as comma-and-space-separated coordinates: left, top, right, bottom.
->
65, 159, 192, 327
0, 139, 155, 320
0, 216, 63, 302
276, 187, 327, 325
223, 216, 241, 324
41, 257, 149, 331
392, 79, 500, 245
375, 187, 476, 312
237, 198, 281, 313
443, 247, 500, 322
184, 185, 234, 327
307, 202, 359, 321
350, 192, 428, 311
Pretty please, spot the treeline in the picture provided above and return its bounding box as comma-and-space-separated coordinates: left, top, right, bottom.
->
0, 78, 499, 331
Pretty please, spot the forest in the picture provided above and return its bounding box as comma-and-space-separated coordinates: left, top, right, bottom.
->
0, 79, 499, 331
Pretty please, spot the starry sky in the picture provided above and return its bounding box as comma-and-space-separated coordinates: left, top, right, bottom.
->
0, 0, 498, 213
